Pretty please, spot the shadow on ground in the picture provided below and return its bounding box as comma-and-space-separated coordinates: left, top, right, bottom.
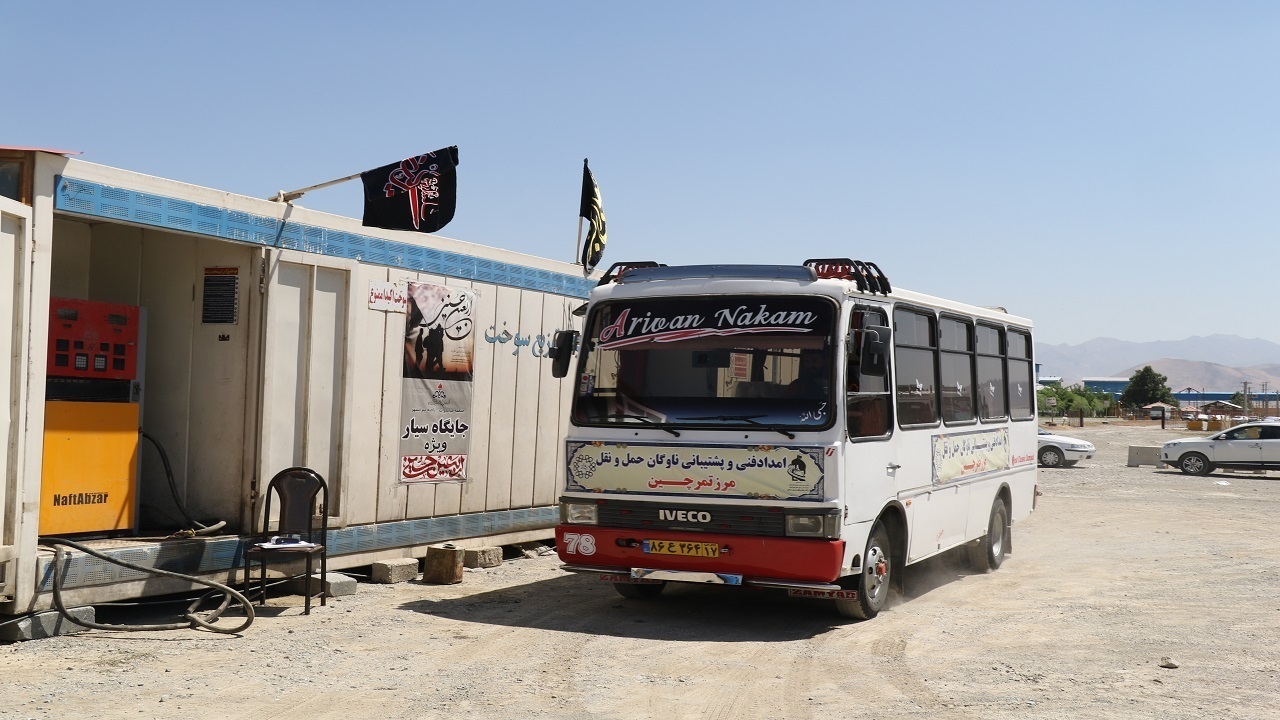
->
397, 548, 982, 642
1152, 468, 1276, 481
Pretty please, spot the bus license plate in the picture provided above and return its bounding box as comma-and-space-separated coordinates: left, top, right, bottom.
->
643, 540, 719, 558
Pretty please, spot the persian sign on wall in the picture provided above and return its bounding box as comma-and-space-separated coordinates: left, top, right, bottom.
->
368, 281, 408, 312
400, 282, 476, 483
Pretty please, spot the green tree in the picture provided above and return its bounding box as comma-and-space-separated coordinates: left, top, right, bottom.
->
1036, 387, 1057, 416
1119, 366, 1176, 408
1039, 384, 1119, 419
1229, 391, 1245, 407
1066, 395, 1093, 414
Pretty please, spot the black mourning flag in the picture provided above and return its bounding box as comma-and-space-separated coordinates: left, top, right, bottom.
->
579, 159, 607, 274
361, 146, 459, 233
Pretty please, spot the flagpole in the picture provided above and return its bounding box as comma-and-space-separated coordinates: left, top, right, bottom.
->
269, 171, 363, 203
575, 216, 584, 266
574, 157, 588, 265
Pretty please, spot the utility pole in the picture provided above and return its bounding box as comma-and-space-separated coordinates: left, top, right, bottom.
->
1242, 380, 1250, 415
1263, 382, 1270, 413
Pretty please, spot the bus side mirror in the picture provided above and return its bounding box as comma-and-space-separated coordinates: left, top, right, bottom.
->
860, 325, 889, 377
550, 330, 579, 378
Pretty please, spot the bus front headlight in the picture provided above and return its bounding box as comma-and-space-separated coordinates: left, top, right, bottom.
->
561, 502, 598, 525
785, 511, 840, 539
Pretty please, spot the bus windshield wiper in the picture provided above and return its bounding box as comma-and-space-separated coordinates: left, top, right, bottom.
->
607, 413, 680, 436
676, 414, 796, 439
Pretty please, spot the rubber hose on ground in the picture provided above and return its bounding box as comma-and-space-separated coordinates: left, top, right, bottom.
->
39, 536, 253, 635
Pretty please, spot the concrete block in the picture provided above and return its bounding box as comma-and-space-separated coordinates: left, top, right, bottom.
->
1127, 446, 1163, 467
422, 544, 464, 584
284, 572, 358, 598
0, 607, 95, 642
372, 558, 420, 584
464, 546, 503, 569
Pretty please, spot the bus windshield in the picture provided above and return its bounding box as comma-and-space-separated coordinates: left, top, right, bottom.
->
571, 295, 838, 431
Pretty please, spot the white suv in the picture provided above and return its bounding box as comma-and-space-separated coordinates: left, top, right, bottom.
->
1161, 422, 1280, 475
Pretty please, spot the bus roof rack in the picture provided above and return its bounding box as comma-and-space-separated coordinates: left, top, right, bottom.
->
597, 261, 666, 286
802, 258, 892, 296
616, 265, 817, 283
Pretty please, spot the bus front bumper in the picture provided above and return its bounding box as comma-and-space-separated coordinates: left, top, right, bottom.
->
554, 525, 845, 589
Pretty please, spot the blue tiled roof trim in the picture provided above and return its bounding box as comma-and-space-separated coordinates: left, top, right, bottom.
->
54, 176, 593, 298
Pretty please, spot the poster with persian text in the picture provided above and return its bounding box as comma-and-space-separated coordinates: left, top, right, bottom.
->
930, 428, 1010, 485
400, 282, 476, 483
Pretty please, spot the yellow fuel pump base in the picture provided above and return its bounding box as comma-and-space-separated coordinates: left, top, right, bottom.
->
39, 400, 140, 536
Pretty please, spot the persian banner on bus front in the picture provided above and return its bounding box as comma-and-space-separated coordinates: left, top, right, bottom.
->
565, 441, 826, 501
400, 282, 477, 483
931, 428, 1010, 484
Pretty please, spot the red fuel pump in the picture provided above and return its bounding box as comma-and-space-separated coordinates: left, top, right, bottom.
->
39, 298, 142, 535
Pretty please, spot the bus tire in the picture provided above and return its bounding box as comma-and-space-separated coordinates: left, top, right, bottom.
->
613, 581, 665, 600
835, 522, 893, 620
967, 498, 1010, 573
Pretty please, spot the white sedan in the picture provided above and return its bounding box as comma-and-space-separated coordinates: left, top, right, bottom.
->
1161, 422, 1280, 475
1037, 428, 1095, 468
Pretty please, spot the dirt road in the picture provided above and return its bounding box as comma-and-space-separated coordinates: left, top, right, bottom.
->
3, 422, 1278, 719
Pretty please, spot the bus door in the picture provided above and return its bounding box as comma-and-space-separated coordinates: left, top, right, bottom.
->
842, 306, 896, 526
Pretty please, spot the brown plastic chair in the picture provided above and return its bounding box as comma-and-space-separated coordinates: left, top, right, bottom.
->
243, 467, 328, 614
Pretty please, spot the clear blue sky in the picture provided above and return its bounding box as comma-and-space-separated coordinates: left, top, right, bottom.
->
7, 2, 1278, 346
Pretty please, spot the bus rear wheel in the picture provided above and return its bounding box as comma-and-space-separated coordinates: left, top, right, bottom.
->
835, 522, 893, 620
613, 581, 666, 599
967, 498, 1010, 572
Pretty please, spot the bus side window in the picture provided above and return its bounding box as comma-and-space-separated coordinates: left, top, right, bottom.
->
847, 309, 892, 439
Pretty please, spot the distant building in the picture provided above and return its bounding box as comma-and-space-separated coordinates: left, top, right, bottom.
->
1037, 376, 1063, 388
1170, 390, 1238, 408
1200, 400, 1244, 416
1082, 377, 1129, 397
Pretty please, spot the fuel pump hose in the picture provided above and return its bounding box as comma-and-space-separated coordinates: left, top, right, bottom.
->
37, 536, 254, 634
139, 429, 226, 536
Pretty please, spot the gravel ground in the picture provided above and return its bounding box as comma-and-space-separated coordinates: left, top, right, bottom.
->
2, 420, 1278, 720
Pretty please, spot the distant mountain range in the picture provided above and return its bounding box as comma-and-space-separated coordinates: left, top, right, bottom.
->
1037, 335, 1280, 390
1114, 360, 1280, 394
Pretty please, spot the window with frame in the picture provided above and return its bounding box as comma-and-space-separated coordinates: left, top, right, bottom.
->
0, 151, 31, 205
939, 317, 976, 424
893, 307, 938, 427
846, 307, 892, 439
976, 324, 1006, 421
1007, 329, 1034, 420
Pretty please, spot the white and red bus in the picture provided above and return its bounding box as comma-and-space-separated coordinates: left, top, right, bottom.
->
549, 260, 1038, 619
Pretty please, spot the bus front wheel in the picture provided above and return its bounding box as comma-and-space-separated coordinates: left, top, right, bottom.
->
967, 498, 1010, 573
835, 522, 893, 620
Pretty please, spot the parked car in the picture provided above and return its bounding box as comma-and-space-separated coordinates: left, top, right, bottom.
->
1161, 421, 1280, 475
1037, 428, 1095, 468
